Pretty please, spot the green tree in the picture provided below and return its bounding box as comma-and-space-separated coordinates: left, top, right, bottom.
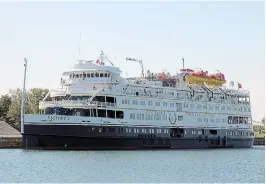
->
0, 94, 12, 122
7, 88, 25, 130
27, 88, 49, 114
6, 88, 48, 130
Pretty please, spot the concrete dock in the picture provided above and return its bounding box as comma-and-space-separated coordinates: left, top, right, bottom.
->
0, 121, 22, 148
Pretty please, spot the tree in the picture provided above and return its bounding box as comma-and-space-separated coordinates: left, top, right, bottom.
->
0, 94, 12, 122
6, 88, 48, 130
27, 88, 49, 114
7, 88, 24, 130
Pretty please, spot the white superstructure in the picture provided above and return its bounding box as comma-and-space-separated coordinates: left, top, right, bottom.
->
25, 51, 251, 133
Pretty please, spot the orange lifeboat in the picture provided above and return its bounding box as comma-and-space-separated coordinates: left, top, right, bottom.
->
158, 72, 167, 80
185, 70, 209, 84
206, 72, 226, 85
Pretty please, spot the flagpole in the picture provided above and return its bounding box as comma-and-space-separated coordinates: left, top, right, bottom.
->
21, 58, 27, 134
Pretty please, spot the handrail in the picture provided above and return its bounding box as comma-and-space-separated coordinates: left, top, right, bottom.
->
39, 100, 116, 107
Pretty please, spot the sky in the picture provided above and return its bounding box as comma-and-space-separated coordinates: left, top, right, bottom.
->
0, 1, 264, 121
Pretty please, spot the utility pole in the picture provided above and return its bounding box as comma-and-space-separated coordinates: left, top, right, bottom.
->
21, 58, 27, 134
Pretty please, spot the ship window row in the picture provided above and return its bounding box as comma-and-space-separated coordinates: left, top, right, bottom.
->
225, 131, 254, 136
228, 116, 252, 124
130, 113, 168, 121
128, 88, 190, 98
121, 99, 182, 109
89, 126, 169, 134
198, 118, 226, 123
69, 72, 111, 79
184, 103, 250, 112
44, 108, 124, 119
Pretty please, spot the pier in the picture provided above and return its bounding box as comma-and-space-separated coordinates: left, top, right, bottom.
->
0, 121, 22, 148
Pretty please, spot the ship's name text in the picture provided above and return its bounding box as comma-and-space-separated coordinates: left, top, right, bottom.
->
47, 116, 70, 121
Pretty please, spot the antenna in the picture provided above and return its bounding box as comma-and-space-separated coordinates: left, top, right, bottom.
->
182, 57, 184, 69
78, 32, 82, 58
21, 58, 27, 134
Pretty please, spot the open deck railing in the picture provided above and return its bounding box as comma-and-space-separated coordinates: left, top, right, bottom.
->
39, 100, 116, 108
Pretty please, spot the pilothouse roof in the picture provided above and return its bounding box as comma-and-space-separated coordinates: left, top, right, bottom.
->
63, 51, 122, 75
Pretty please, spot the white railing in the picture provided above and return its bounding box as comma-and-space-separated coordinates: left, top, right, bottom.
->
39, 100, 116, 108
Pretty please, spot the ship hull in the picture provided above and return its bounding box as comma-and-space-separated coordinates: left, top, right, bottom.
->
22, 124, 254, 150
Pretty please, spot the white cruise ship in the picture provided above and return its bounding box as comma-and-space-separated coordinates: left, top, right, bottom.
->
22, 51, 254, 150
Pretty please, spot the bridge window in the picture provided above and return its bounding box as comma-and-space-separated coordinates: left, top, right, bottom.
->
100, 73, 103, 77
104, 73, 108, 77
76, 74, 79, 78
87, 73, 90, 78
91, 73, 94, 77
95, 73, 99, 77
79, 74, 82, 78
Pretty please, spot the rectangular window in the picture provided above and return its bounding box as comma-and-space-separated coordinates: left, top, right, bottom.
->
130, 113, 135, 120
176, 103, 182, 112
178, 116, 183, 121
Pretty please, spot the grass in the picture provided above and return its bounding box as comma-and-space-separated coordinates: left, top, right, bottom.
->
255, 133, 265, 138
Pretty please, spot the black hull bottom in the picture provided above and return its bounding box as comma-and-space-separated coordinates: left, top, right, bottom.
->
22, 135, 254, 150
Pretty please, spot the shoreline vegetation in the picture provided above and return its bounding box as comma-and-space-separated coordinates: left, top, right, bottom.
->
0, 88, 265, 147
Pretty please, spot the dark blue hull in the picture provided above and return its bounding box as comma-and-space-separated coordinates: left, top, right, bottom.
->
22, 124, 254, 150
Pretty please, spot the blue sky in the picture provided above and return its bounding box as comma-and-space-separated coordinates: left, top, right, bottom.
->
0, 1, 264, 120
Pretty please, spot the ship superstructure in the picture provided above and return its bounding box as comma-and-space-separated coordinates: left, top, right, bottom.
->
22, 51, 254, 149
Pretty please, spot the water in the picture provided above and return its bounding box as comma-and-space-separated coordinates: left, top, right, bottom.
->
0, 146, 264, 183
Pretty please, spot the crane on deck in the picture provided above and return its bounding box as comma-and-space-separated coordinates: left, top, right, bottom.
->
126, 57, 144, 78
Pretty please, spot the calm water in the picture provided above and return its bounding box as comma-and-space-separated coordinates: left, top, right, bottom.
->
0, 146, 264, 183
